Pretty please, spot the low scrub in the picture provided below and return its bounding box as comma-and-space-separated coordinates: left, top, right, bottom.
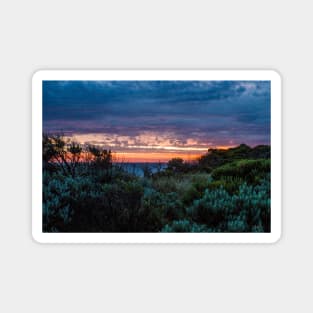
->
42, 137, 271, 233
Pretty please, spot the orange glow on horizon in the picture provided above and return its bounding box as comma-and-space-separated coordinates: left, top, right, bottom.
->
112, 145, 235, 162
210, 145, 235, 150
57, 143, 236, 163
113, 152, 202, 163
63, 146, 236, 163
63, 133, 237, 162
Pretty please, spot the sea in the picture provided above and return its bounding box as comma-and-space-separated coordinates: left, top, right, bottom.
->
115, 162, 167, 177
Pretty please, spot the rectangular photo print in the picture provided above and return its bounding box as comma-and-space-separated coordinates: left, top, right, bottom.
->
32, 70, 281, 243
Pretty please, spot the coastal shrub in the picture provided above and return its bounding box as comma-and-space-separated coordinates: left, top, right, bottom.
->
181, 185, 201, 205
151, 172, 212, 205
197, 144, 270, 171
233, 182, 270, 232
140, 189, 184, 230
211, 159, 270, 185
161, 219, 209, 232
166, 158, 194, 173
187, 187, 235, 226
226, 213, 249, 232
43, 171, 146, 232
186, 179, 270, 232
151, 175, 180, 193
140, 188, 165, 231
207, 176, 245, 194
95, 180, 144, 232
42, 173, 96, 231
191, 172, 212, 190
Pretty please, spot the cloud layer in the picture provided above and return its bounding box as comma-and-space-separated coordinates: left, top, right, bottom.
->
43, 80, 270, 156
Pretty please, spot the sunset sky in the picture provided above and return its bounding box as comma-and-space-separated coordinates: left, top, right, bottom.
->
43, 80, 270, 162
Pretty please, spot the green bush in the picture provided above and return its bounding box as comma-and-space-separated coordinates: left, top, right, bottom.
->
211, 159, 270, 185
42, 173, 96, 232
226, 213, 249, 232
43, 171, 145, 232
181, 185, 201, 205
151, 175, 181, 193
140, 189, 184, 231
151, 172, 212, 205
207, 176, 245, 194
233, 182, 270, 232
187, 187, 235, 226
197, 144, 270, 171
186, 179, 270, 232
161, 219, 209, 232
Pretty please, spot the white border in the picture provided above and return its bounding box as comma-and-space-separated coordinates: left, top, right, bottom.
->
32, 70, 282, 244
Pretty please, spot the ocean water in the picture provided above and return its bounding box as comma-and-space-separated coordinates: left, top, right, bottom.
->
115, 162, 167, 177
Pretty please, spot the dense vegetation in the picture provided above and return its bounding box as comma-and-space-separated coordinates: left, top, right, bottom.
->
43, 135, 271, 233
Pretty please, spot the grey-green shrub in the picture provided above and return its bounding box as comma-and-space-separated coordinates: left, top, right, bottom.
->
187, 187, 235, 226
187, 180, 270, 232
161, 219, 209, 232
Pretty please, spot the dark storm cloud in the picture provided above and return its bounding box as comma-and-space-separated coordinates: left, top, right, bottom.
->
43, 80, 270, 147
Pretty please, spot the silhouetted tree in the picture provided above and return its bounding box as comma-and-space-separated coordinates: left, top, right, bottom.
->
167, 158, 185, 172
43, 134, 84, 177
